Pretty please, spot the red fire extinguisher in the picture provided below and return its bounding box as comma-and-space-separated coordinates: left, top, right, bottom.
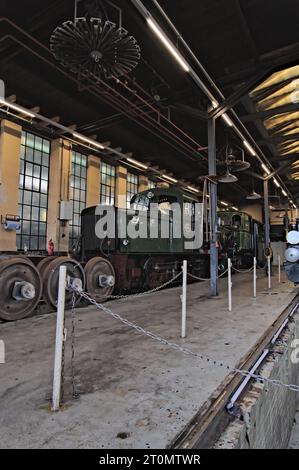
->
48, 239, 54, 256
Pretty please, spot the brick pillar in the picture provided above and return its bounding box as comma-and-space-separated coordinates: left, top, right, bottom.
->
86, 155, 101, 207
138, 175, 149, 192
115, 165, 127, 209
47, 139, 72, 253
0, 120, 22, 252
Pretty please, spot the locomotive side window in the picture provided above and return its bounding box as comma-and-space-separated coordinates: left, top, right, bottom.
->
232, 214, 241, 228
131, 195, 150, 211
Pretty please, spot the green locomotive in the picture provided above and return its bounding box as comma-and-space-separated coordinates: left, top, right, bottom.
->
80, 186, 207, 299
218, 211, 265, 269
79, 186, 265, 300
0, 186, 266, 321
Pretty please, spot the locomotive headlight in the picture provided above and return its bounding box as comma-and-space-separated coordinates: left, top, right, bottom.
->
123, 239, 129, 246
285, 247, 299, 263
287, 230, 299, 245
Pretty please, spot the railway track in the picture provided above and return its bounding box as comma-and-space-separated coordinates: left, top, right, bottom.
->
168, 296, 299, 449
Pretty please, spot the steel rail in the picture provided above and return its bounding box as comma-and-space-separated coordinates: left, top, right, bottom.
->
168, 295, 299, 449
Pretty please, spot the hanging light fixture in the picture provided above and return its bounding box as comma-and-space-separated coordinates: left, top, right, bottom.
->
51, 2, 141, 80
246, 190, 262, 200
218, 169, 238, 183
246, 173, 262, 199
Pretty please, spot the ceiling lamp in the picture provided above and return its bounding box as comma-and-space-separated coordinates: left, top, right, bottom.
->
246, 190, 262, 200
218, 170, 238, 183
0, 98, 35, 118
161, 174, 178, 184
147, 18, 189, 72
51, 16, 141, 79
218, 145, 250, 173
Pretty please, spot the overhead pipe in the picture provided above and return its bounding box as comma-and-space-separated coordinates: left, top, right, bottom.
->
0, 18, 207, 165
0, 33, 205, 167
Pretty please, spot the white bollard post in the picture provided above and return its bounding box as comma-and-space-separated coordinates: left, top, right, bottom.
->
278, 254, 281, 283
228, 258, 232, 312
267, 255, 271, 290
181, 260, 187, 339
253, 257, 257, 298
52, 265, 67, 412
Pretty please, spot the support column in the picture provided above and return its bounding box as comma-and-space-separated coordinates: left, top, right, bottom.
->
86, 155, 101, 207
0, 120, 22, 252
138, 175, 149, 192
47, 139, 72, 253
208, 117, 218, 296
115, 165, 127, 209
263, 179, 270, 250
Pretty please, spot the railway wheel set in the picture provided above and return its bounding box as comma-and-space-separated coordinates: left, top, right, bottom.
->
0, 256, 115, 322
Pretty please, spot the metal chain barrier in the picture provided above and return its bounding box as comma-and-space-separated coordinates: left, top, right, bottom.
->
70, 286, 299, 394
103, 271, 183, 301
232, 265, 254, 273
187, 268, 228, 282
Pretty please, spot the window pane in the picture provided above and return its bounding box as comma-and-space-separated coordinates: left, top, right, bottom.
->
34, 151, 42, 165
30, 237, 38, 250
26, 148, 34, 162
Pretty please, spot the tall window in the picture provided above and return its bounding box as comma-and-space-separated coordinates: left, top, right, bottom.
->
127, 173, 139, 208
17, 132, 50, 251
69, 151, 87, 249
148, 180, 156, 189
100, 162, 116, 206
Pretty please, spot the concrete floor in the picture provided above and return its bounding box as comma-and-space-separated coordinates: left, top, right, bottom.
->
0, 269, 297, 449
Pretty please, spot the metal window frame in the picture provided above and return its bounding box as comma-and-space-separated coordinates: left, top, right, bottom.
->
100, 162, 116, 206
17, 131, 50, 252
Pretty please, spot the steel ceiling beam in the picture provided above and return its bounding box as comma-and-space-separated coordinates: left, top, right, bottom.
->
209, 68, 271, 119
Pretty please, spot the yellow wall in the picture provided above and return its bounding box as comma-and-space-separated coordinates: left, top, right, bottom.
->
0, 120, 22, 251
138, 176, 149, 192
115, 165, 127, 208
86, 155, 101, 208
239, 203, 263, 223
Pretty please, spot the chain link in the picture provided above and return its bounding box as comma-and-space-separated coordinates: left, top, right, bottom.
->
71, 286, 299, 394
103, 271, 183, 300
231, 266, 254, 273
187, 268, 229, 282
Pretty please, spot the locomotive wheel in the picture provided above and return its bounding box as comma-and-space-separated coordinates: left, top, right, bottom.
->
42, 257, 86, 309
84, 257, 115, 302
0, 257, 43, 321
36, 256, 57, 278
